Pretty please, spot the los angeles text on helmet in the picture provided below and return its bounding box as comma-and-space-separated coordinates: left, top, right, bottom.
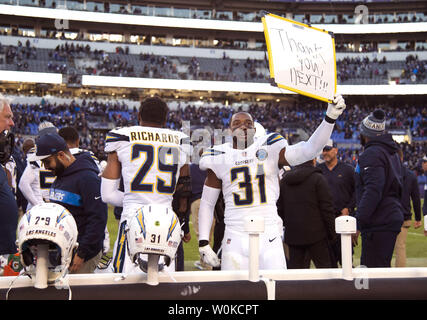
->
26, 229, 57, 237
146, 247, 165, 253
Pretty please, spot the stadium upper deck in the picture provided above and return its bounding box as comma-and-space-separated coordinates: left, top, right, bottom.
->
0, 0, 426, 101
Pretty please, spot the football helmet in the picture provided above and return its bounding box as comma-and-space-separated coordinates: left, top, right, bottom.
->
17, 203, 78, 283
127, 204, 181, 270
254, 122, 266, 138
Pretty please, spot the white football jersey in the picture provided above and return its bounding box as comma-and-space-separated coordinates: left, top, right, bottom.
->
19, 151, 54, 209
105, 126, 190, 213
199, 132, 288, 231
5, 157, 17, 195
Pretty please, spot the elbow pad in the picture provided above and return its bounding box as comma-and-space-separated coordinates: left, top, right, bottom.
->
285, 119, 334, 166
198, 185, 221, 242
101, 177, 124, 207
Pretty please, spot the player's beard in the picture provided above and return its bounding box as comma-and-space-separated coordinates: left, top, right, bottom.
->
53, 156, 66, 176
232, 128, 255, 149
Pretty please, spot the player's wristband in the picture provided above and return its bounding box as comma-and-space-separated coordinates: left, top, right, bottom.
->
424, 216, 427, 231
324, 115, 336, 124
199, 240, 209, 247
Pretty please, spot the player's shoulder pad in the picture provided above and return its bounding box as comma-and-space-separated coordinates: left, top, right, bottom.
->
105, 127, 131, 143
29, 161, 40, 168
179, 134, 192, 147
76, 148, 99, 162
200, 147, 226, 158
262, 132, 285, 146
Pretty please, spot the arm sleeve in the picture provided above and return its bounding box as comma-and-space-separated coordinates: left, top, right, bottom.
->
198, 185, 221, 242
18, 165, 43, 207
285, 119, 334, 166
101, 177, 124, 207
77, 173, 108, 260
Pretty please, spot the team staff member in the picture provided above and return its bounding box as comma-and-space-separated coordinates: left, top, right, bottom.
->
0, 96, 18, 268
354, 109, 404, 268
34, 133, 107, 273
393, 148, 421, 267
318, 139, 356, 217
318, 139, 356, 266
58, 126, 111, 255
278, 159, 337, 269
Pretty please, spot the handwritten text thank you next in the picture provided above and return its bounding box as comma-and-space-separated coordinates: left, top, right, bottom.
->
263, 14, 336, 102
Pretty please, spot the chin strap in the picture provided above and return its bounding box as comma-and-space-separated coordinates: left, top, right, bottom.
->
5, 270, 32, 300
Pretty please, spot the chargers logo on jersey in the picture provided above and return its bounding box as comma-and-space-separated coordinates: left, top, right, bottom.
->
256, 149, 268, 161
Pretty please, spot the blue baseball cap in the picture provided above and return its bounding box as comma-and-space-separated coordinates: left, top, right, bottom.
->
33, 133, 68, 161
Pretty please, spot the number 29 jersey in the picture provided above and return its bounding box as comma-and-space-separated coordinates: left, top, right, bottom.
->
104, 126, 189, 210
199, 133, 288, 231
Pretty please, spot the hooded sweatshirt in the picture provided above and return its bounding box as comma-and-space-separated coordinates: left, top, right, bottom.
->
355, 134, 404, 233
49, 152, 107, 261
278, 163, 336, 246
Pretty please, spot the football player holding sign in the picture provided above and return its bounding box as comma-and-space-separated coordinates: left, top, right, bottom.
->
198, 95, 346, 270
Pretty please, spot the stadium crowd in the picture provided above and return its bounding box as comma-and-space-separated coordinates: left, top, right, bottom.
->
1, 39, 427, 84
5, 0, 427, 25
8, 98, 427, 174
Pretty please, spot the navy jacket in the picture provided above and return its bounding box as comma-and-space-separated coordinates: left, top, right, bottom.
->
49, 153, 107, 261
401, 166, 421, 221
0, 167, 18, 254
278, 163, 337, 246
355, 134, 404, 233
318, 161, 356, 216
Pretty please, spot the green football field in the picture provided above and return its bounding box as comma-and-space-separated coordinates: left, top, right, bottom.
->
106, 202, 427, 271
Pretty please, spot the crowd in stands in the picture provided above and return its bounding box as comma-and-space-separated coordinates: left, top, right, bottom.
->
0, 39, 37, 69
6, 0, 427, 25
337, 56, 389, 83
399, 55, 427, 84
2, 25, 427, 54
2, 38, 427, 85
9, 98, 427, 175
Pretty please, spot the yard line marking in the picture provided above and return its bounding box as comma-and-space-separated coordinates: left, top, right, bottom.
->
408, 232, 424, 237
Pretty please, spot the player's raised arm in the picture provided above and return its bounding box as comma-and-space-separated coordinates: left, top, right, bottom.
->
198, 169, 221, 267
279, 94, 346, 167
101, 151, 124, 207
